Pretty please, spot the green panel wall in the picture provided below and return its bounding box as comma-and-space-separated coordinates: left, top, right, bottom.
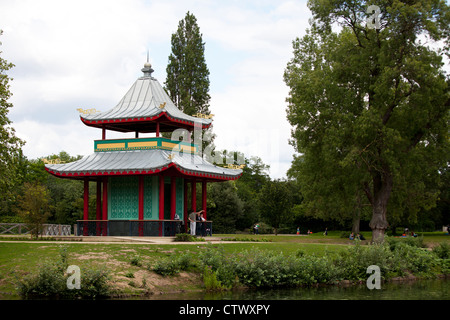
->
108, 176, 139, 220
176, 178, 184, 220
144, 176, 159, 219
107, 176, 184, 221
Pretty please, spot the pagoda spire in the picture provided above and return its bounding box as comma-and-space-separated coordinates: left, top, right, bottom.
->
141, 53, 154, 78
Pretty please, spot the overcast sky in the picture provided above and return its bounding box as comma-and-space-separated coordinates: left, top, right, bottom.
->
0, 0, 312, 179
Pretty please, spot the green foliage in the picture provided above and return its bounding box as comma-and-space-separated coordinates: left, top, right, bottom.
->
16, 182, 52, 239
130, 255, 142, 267
165, 11, 210, 116
208, 181, 244, 233
15, 245, 110, 299
234, 156, 271, 229
198, 238, 449, 289
203, 266, 230, 291
151, 253, 196, 276
285, 0, 450, 241
433, 242, 450, 260
385, 235, 426, 251
0, 30, 25, 216
334, 241, 396, 280
151, 257, 180, 276
258, 179, 298, 235
174, 233, 199, 242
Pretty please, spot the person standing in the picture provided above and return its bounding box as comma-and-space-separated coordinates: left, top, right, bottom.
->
200, 212, 207, 237
189, 210, 203, 236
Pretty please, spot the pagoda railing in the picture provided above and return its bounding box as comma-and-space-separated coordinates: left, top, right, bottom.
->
0, 223, 71, 236
76, 220, 212, 237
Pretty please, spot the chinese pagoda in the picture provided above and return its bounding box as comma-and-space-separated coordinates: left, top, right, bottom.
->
45, 61, 242, 236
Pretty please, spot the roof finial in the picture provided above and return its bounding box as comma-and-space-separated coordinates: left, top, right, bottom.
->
142, 51, 154, 78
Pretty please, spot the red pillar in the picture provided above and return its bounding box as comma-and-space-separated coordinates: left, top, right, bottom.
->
159, 175, 165, 220
96, 180, 102, 235
102, 177, 108, 220
159, 175, 165, 236
83, 179, 89, 220
184, 179, 188, 232
191, 179, 197, 212
139, 176, 144, 220
102, 125, 106, 140
156, 122, 160, 137
83, 178, 89, 236
170, 177, 176, 220
202, 181, 207, 220
96, 180, 102, 220
101, 177, 108, 236
138, 176, 144, 236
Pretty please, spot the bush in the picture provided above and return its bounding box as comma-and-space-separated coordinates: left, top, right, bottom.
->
175, 252, 196, 271
150, 252, 196, 276
433, 242, 450, 259
130, 255, 142, 267
195, 239, 449, 290
334, 241, 396, 280
15, 246, 110, 299
16, 261, 66, 298
385, 235, 425, 251
75, 268, 110, 299
174, 233, 204, 242
151, 257, 180, 276
203, 266, 230, 291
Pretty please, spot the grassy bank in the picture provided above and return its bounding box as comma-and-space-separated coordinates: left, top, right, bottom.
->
0, 232, 448, 299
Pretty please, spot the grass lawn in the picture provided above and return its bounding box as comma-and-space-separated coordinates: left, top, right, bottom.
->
0, 231, 448, 298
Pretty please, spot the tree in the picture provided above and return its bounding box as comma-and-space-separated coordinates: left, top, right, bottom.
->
235, 156, 271, 230
258, 179, 295, 235
284, 0, 450, 242
17, 183, 51, 239
165, 11, 211, 116
208, 181, 244, 233
165, 12, 215, 153
0, 30, 25, 215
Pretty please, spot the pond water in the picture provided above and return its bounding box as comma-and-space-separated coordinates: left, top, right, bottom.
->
146, 278, 450, 300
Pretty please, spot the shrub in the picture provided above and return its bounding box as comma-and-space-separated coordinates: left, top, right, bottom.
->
433, 242, 450, 260
15, 248, 110, 299
16, 261, 66, 298
174, 233, 196, 242
333, 241, 395, 280
150, 252, 196, 276
385, 235, 425, 251
75, 268, 110, 299
203, 266, 230, 291
198, 246, 236, 288
174, 233, 205, 242
175, 252, 196, 271
152, 257, 180, 276
130, 255, 142, 267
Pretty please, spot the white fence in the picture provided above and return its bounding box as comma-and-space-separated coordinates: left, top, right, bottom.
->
0, 223, 71, 236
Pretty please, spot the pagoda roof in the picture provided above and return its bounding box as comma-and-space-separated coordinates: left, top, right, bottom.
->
80, 63, 212, 133
45, 149, 242, 182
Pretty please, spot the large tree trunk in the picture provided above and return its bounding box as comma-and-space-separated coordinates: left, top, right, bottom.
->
369, 171, 392, 243
352, 216, 360, 235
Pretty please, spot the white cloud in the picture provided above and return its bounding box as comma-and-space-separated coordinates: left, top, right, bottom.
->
1, 0, 311, 179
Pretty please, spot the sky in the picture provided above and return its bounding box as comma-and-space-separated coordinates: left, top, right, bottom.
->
0, 0, 312, 179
